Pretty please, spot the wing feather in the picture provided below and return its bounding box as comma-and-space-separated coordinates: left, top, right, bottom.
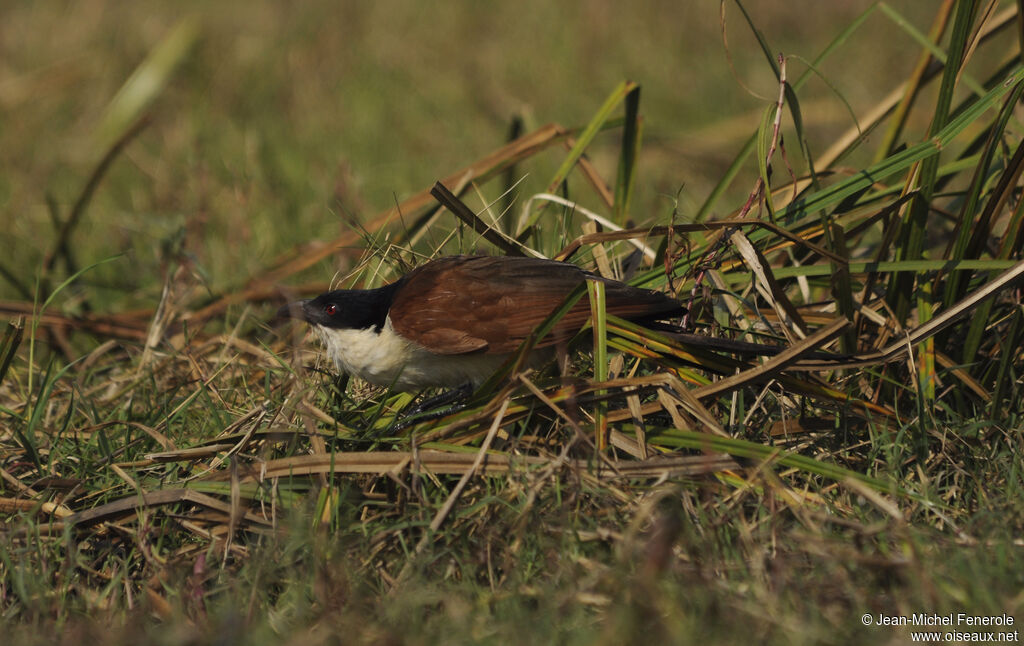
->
389, 255, 683, 355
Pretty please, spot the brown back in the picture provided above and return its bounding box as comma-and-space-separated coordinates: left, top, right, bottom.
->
388, 255, 683, 355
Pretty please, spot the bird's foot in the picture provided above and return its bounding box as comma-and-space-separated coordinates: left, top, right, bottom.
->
391, 383, 474, 431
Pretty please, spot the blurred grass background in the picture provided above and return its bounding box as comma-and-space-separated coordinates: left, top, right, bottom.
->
1, 0, 945, 305
5, 3, 1024, 643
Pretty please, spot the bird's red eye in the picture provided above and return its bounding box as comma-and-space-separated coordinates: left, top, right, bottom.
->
325, 303, 337, 316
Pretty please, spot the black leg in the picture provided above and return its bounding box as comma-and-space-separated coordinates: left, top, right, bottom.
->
392, 382, 474, 430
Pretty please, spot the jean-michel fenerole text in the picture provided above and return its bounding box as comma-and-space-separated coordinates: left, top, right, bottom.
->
873, 613, 1014, 627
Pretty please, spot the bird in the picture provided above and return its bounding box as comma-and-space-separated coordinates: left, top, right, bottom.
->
277, 254, 685, 392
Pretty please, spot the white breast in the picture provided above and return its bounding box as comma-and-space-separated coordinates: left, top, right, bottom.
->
312, 317, 511, 391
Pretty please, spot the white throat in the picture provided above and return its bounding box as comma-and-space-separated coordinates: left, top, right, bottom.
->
312, 316, 509, 391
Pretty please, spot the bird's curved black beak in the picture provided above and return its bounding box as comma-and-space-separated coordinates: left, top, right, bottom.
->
273, 300, 311, 325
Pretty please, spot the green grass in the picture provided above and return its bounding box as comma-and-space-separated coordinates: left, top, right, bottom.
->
4, 1, 1024, 644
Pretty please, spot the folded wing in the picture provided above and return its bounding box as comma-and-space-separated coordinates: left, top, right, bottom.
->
389, 255, 684, 355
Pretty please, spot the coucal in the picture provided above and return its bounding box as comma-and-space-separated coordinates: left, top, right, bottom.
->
277, 254, 684, 391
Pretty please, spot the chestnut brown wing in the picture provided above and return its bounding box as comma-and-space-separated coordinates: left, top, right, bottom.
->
388, 255, 683, 355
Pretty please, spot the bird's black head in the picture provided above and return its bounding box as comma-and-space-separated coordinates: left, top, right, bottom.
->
277, 281, 403, 331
